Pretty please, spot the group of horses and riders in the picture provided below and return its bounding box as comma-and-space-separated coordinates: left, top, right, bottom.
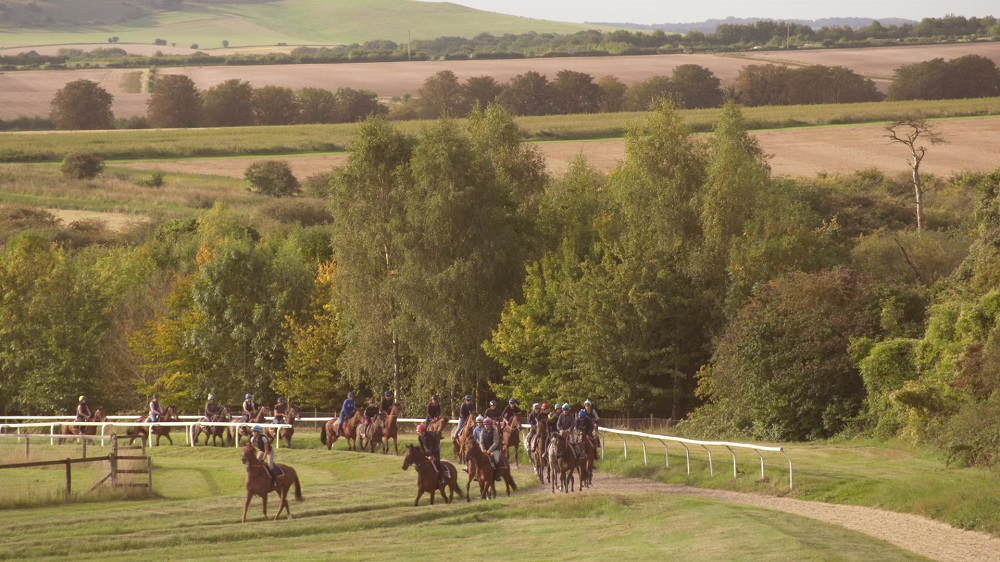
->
321, 390, 401, 453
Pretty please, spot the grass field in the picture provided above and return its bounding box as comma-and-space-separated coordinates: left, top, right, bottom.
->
0, 433, 927, 561
0, 0, 602, 50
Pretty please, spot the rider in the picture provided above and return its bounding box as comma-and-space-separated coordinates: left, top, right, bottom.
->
363, 397, 379, 429
478, 417, 503, 481
472, 415, 485, 443
424, 394, 441, 428
204, 394, 220, 421
379, 391, 395, 415
500, 398, 522, 431
273, 397, 288, 425
583, 399, 600, 445
241, 393, 256, 423
416, 422, 448, 484
454, 394, 475, 439
557, 403, 577, 459
543, 410, 559, 461
526, 402, 543, 452
482, 399, 501, 423
338, 391, 356, 435
577, 409, 595, 449
75, 395, 92, 433
148, 394, 164, 423
250, 425, 278, 487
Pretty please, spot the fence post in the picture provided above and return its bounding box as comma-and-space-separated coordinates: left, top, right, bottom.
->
65, 458, 71, 497
725, 445, 737, 478
147, 455, 153, 490
701, 445, 714, 477
82, 438, 87, 459
620, 434, 627, 459
110, 438, 118, 489
753, 449, 765, 481
25, 435, 29, 460
659, 440, 669, 468
637, 436, 647, 466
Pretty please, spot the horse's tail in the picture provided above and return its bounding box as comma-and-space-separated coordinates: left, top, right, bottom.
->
320, 425, 327, 446
293, 472, 303, 502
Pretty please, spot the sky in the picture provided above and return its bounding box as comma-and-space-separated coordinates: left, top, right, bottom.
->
420, 0, 993, 24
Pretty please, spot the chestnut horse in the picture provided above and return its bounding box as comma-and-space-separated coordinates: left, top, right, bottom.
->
529, 419, 548, 483
401, 444, 462, 506
194, 406, 233, 447
426, 416, 448, 439
359, 413, 385, 453
237, 406, 272, 445
127, 405, 177, 446
464, 439, 496, 500
451, 413, 476, 461
549, 431, 578, 494
383, 404, 400, 455
321, 410, 362, 451
59, 407, 107, 443
501, 413, 522, 468
240, 445, 303, 522
267, 406, 298, 449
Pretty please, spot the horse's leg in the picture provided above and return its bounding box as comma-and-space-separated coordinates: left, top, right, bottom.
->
242, 492, 253, 523
273, 489, 287, 521
261, 492, 268, 519
414, 486, 424, 507
165, 432, 173, 446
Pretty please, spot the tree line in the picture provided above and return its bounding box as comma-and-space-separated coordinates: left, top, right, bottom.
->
5, 101, 1000, 467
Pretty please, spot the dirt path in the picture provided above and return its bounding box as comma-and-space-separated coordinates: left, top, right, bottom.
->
540, 471, 1000, 562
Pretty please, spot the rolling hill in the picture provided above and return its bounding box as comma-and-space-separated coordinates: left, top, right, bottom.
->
0, 0, 608, 49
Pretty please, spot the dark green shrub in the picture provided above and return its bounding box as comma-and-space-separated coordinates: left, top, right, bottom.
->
60, 152, 104, 179
244, 160, 300, 197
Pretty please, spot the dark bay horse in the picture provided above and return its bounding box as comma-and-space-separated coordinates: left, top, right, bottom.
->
501, 413, 522, 468
383, 404, 400, 455
240, 445, 303, 522
268, 406, 299, 449
60, 407, 107, 443
321, 410, 362, 451
464, 439, 496, 500
360, 414, 385, 453
578, 435, 596, 489
530, 419, 549, 484
238, 406, 272, 445
128, 405, 177, 446
549, 431, 578, 493
402, 444, 462, 506
451, 413, 476, 461
194, 406, 233, 447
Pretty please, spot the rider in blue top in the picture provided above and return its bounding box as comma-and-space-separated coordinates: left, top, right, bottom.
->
338, 392, 356, 435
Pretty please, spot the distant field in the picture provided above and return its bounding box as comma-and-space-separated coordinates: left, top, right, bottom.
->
3, 42, 1000, 120
0, 0, 603, 50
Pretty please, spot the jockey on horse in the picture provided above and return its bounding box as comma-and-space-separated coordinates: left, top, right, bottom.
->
453, 394, 476, 440
241, 393, 256, 424
273, 397, 288, 425
338, 391, 356, 435
557, 403, 579, 459
75, 395, 92, 434
482, 400, 501, 424
362, 397, 378, 436
526, 402, 544, 453
577, 409, 594, 451
472, 415, 485, 442
148, 394, 164, 423
203, 394, 220, 422
416, 422, 449, 484
500, 398, 521, 432
250, 425, 279, 487
379, 391, 394, 417
477, 417, 503, 481
424, 394, 441, 428
582, 399, 600, 447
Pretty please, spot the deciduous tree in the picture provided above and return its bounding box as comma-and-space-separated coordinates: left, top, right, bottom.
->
50, 79, 114, 130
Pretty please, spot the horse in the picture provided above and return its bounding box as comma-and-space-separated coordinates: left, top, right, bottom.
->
578, 436, 596, 488
549, 431, 578, 494
501, 413, 522, 468
59, 407, 107, 444
194, 406, 233, 447
363, 414, 385, 453
127, 404, 178, 446
451, 413, 476, 461
240, 445, 303, 522
237, 405, 272, 445
383, 404, 400, 455
321, 409, 362, 451
464, 439, 496, 500
426, 416, 448, 439
401, 444, 462, 506
268, 406, 298, 449
529, 419, 549, 484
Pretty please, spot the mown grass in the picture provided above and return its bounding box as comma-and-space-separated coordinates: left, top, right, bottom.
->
3, 97, 998, 163
0, 434, 922, 561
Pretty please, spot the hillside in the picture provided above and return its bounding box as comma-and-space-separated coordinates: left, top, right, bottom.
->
0, 0, 607, 49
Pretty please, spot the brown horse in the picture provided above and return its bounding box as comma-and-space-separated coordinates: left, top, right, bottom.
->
359, 413, 385, 453
240, 445, 303, 523
128, 405, 178, 446
549, 431, 578, 494
237, 405, 272, 445
464, 439, 496, 500
59, 407, 107, 443
501, 413, 522, 468
426, 416, 448, 439
401, 444, 462, 506
451, 413, 476, 461
530, 420, 549, 483
383, 404, 400, 455
267, 406, 298, 449
194, 406, 233, 447
321, 410, 362, 451
578, 436, 596, 489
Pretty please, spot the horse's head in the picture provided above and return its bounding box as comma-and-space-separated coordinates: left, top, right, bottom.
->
402, 444, 420, 470
92, 407, 107, 422
289, 406, 300, 420
465, 439, 482, 463
241, 445, 256, 466
258, 405, 272, 420
221, 406, 232, 421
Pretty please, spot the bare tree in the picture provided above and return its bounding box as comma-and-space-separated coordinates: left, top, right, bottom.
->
885, 118, 945, 230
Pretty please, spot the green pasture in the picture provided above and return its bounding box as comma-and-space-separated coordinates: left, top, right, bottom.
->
0, 433, 923, 561
0, 0, 602, 50
2, 97, 999, 164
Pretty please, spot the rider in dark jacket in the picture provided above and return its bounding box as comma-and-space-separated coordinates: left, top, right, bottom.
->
379, 391, 394, 415
241, 393, 255, 423
576, 409, 594, 439
500, 398, 522, 430
273, 397, 287, 424
526, 403, 543, 451
454, 394, 476, 439
204, 394, 219, 421
482, 400, 501, 423
363, 398, 379, 427
424, 394, 442, 427
76, 395, 92, 433
417, 422, 448, 483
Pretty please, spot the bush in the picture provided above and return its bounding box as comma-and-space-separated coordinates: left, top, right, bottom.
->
259, 199, 333, 226
60, 152, 104, 179
135, 170, 165, 187
244, 160, 300, 197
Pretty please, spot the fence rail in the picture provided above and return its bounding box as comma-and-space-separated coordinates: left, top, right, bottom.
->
0, 421, 292, 449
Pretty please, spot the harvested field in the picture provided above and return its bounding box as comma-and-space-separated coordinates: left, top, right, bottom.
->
48, 208, 150, 231
4, 42, 1000, 119
120, 116, 1000, 180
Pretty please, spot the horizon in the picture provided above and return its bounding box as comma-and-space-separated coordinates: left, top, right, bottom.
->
416, 0, 994, 25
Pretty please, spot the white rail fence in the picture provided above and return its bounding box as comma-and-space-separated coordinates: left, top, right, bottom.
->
0, 415, 792, 489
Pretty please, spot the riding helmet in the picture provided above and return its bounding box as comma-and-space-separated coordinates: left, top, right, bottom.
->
475, 415, 484, 423
252, 425, 263, 433
385, 391, 392, 397
509, 398, 516, 404
348, 391, 355, 399
562, 403, 570, 411
584, 399, 592, 406
465, 395, 472, 401
541, 402, 548, 410
277, 397, 285, 403
578, 409, 587, 418
416, 423, 425, 434
484, 417, 493, 425
489, 399, 497, 406
245, 393, 253, 399
208, 394, 215, 400
78, 395, 86, 402
533, 403, 541, 409
152, 394, 159, 399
